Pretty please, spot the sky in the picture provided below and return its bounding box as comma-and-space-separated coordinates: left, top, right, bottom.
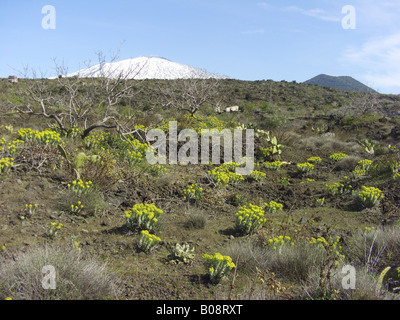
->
1, 0, 400, 94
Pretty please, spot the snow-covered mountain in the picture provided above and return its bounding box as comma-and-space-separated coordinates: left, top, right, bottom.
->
65, 56, 228, 80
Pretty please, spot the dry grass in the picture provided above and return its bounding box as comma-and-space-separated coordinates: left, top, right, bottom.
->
0, 243, 119, 300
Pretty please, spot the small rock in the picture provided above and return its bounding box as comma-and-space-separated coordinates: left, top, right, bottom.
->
81, 229, 89, 234
16, 179, 23, 184
229, 235, 235, 240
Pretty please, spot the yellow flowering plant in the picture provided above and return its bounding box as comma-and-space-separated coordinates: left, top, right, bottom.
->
24, 203, 38, 217
208, 165, 244, 186
316, 197, 325, 207
235, 204, 266, 235
264, 200, 283, 213
356, 186, 384, 208
262, 160, 283, 171
67, 179, 93, 195
70, 201, 84, 214
0, 157, 13, 174
48, 222, 63, 238
183, 183, 203, 202
307, 156, 322, 164
297, 162, 314, 173
329, 153, 348, 161
16, 128, 63, 145
125, 203, 163, 232
138, 230, 161, 253
249, 170, 267, 182
265, 235, 295, 253
203, 253, 235, 284
309, 235, 345, 297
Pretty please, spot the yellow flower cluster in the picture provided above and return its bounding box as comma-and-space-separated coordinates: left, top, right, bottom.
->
249, 170, 266, 181
203, 253, 235, 284
24, 203, 38, 216
390, 161, 400, 174
307, 156, 322, 164
264, 200, 283, 213
16, 128, 62, 145
82, 131, 110, 149
316, 197, 325, 207
0, 138, 24, 155
69, 125, 81, 138
326, 181, 352, 195
297, 162, 314, 173
351, 159, 373, 178
183, 183, 203, 201
266, 235, 295, 251
357, 159, 373, 171
357, 186, 384, 208
263, 160, 283, 170
309, 236, 345, 263
138, 229, 161, 253
235, 204, 266, 234
48, 222, 63, 238
329, 153, 348, 161
149, 164, 167, 176
0, 157, 13, 174
68, 179, 93, 195
70, 201, 84, 214
208, 165, 244, 186
125, 203, 163, 231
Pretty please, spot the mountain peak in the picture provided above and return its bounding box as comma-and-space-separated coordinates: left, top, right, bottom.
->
65, 56, 228, 80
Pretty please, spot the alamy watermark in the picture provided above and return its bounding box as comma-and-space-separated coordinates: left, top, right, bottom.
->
342, 5, 356, 30
42, 5, 56, 30
41, 265, 56, 289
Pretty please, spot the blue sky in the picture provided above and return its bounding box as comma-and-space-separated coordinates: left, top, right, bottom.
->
1, 0, 400, 94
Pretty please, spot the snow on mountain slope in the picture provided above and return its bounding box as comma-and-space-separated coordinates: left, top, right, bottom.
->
65, 56, 228, 80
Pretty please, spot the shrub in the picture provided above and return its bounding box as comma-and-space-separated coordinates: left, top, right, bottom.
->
203, 253, 236, 284
208, 165, 244, 186
334, 155, 362, 171
125, 203, 163, 232
167, 243, 195, 264
235, 204, 266, 235
0, 157, 13, 174
0, 244, 117, 300
184, 211, 207, 229
307, 157, 322, 164
183, 183, 203, 202
356, 186, 384, 208
297, 162, 314, 173
262, 161, 283, 170
329, 153, 348, 162
264, 200, 283, 213
249, 170, 266, 182
137, 230, 161, 253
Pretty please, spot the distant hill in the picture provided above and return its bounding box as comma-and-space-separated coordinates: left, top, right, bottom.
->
304, 74, 377, 93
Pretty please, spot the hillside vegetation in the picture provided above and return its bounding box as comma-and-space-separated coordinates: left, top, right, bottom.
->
0, 77, 400, 300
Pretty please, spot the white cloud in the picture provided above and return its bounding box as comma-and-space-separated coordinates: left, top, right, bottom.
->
284, 5, 340, 22
342, 33, 400, 93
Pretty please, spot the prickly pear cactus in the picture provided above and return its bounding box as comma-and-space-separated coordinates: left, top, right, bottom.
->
167, 243, 195, 265
376, 266, 400, 294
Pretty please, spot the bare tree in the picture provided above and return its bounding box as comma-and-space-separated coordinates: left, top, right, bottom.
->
10, 51, 148, 139
157, 78, 222, 116
341, 89, 383, 117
